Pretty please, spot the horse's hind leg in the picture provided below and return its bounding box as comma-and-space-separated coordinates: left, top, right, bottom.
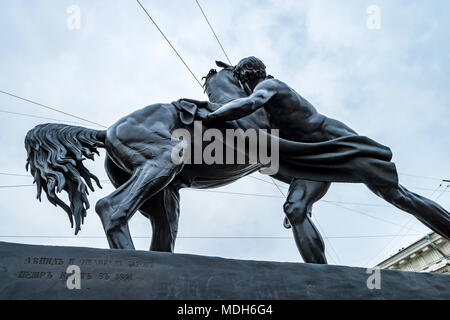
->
139, 185, 181, 252
96, 160, 181, 249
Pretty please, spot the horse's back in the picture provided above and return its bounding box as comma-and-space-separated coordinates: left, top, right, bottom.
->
105, 103, 180, 172
104, 101, 270, 187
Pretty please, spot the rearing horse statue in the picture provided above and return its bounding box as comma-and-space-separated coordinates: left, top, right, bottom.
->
24, 64, 278, 253
24, 61, 450, 264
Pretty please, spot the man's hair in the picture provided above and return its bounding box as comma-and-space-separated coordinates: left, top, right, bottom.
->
233, 56, 267, 84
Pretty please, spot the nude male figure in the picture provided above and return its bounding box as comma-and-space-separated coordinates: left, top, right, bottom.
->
186, 56, 450, 264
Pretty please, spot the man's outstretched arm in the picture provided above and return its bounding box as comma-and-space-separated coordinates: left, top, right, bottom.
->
207, 80, 278, 121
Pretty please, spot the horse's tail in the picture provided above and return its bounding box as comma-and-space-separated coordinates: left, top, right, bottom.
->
25, 123, 107, 235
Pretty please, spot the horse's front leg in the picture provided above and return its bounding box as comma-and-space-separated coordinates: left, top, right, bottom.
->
95, 155, 182, 249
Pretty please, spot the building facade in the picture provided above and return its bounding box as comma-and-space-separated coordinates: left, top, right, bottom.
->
375, 232, 449, 273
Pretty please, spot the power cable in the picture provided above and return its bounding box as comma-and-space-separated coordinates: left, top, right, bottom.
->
0, 90, 107, 128
194, 0, 232, 65
0, 109, 90, 126
136, 0, 204, 89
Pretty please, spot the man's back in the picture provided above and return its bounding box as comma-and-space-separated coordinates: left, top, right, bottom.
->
260, 78, 357, 142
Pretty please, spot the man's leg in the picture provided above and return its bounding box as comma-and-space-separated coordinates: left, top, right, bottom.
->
367, 183, 450, 239
283, 178, 331, 264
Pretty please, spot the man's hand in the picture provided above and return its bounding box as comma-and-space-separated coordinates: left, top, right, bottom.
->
178, 98, 211, 110
178, 98, 222, 121
177, 99, 215, 121
196, 108, 211, 121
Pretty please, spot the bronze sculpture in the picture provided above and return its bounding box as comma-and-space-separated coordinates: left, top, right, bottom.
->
184, 57, 450, 263
24, 57, 450, 265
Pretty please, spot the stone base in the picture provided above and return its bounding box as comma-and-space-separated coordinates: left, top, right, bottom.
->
0, 241, 448, 300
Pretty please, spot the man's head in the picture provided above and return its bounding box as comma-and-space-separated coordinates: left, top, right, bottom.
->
233, 56, 267, 91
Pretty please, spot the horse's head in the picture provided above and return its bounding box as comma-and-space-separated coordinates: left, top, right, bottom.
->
203, 60, 248, 104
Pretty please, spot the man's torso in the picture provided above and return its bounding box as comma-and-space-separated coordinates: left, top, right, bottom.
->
262, 79, 357, 142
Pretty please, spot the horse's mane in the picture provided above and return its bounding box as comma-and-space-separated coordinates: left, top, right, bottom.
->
201, 69, 218, 92
203, 60, 243, 94
201, 60, 271, 130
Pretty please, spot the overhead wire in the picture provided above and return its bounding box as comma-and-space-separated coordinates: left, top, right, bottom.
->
0, 234, 423, 240
0, 90, 107, 128
136, 0, 204, 89
194, 0, 232, 65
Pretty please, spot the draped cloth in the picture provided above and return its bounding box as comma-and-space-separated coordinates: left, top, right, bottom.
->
173, 100, 399, 186
273, 134, 398, 186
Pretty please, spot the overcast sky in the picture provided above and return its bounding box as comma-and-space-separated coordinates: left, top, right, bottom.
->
0, 0, 449, 268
